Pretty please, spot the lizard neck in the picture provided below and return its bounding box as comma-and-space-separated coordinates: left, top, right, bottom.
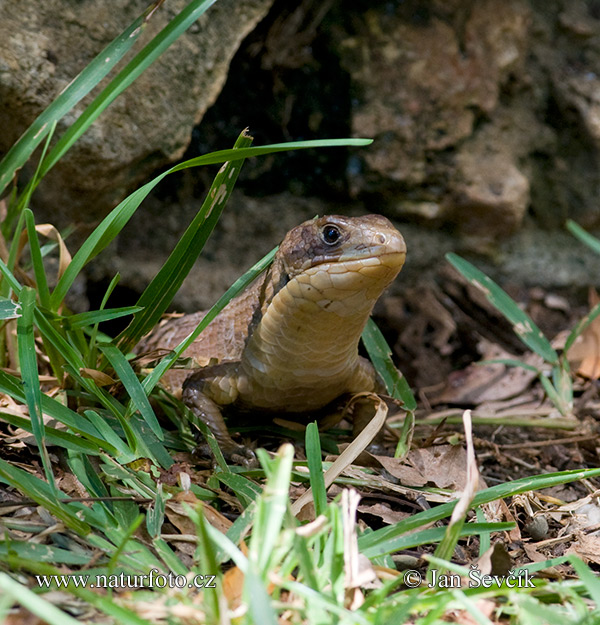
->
237, 267, 381, 411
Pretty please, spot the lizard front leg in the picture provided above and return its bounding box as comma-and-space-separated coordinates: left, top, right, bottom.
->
182, 363, 256, 466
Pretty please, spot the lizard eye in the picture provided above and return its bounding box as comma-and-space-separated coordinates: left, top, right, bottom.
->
321, 224, 341, 245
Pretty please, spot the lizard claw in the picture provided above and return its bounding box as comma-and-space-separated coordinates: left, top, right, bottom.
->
194, 441, 258, 468
230, 446, 258, 468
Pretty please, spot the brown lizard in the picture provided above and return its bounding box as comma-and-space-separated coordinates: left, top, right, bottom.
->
140, 214, 406, 463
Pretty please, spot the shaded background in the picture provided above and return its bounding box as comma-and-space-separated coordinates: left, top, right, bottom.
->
3, 0, 600, 372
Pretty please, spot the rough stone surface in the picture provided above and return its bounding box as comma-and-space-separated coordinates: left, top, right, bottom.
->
322, 1, 600, 240
334, 0, 534, 238
5, 0, 600, 309
0, 0, 274, 225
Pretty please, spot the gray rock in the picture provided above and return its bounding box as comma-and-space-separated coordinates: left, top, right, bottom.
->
0, 0, 274, 225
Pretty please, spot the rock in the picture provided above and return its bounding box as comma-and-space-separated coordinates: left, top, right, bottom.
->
0, 0, 274, 226
335, 0, 530, 188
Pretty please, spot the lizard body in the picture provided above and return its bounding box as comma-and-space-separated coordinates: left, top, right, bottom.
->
141, 214, 406, 461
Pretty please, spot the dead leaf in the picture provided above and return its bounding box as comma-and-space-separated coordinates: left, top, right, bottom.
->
435, 341, 541, 404
223, 566, 245, 610
166, 492, 232, 536
372, 444, 468, 490
567, 533, 600, 565
79, 368, 116, 386
35, 223, 72, 280
477, 542, 512, 576
357, 502, 410, 525
568, 289, 600, 379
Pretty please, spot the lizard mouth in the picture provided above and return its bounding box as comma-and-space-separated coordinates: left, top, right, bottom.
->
300, 249, 407, 297
309, 243, 407, 273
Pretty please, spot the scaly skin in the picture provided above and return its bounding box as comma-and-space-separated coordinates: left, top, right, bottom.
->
140, 214, 406, 463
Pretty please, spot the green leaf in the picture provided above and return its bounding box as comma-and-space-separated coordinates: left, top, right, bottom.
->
362, 317, 416, 410
100, 343, 163, 440
566, 219, 600, 255
359, 466, 600, 557
305, 422, 327, 517
17, 287, 55, 487
50, 138, 370, 310
446, 253, 559, 364
118, 129, 252, 351
61, 306, 143, 330
0, 297, 21, 320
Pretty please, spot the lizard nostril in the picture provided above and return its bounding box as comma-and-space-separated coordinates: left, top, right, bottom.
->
377, 234, 386, 245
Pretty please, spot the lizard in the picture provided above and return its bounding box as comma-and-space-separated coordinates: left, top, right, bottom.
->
139, 214, 406, 464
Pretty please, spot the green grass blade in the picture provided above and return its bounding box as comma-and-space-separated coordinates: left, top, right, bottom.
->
0, 10, 147, 197
17, 287, 55, 487
0, 573, 83, 625
359, 466, 600, 557
117, 129, 252, 351
142, 246, 277, 393
36, 0, 220, 185
362, 317, 416, 410
50, 138, 367, 310
100, 343, 162, 440
87, 272, 122, 367
446, 253, 559, 364
0, 258, 23, 295
568, 555, 600, 605
361, 523, 513, 559
0, 297, 21, 319
0, 411, 103, 454
250, 444, 295, 574
565, 300, 600, 352
216, 472, 262, 508
305, 422, 328, 517
62, 306, 143, 330
0, 542, 93, 566
394, 410, 414, 460
81, 410, 134, 459
566, 219, 600, 255
24, 209, 51, 308
0, 458, 89, 533
0, 370, 121, 450
539, 374, 569, 416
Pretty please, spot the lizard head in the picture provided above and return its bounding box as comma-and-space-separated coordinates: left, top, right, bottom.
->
275, 214, 406, 314
280, 213, 405, 280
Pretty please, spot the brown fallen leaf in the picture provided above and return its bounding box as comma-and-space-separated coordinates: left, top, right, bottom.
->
434, 341, 541, 405
567, 533, 600, 565
166, 491, 232, 536
372, 445, 468, 490
568, 289, 600, 380
357, 502, 410, 525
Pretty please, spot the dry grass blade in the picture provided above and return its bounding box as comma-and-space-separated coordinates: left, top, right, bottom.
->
291, 393, 387, 515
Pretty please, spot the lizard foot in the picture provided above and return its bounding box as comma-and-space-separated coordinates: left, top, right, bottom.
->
194, 440, 258, 468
